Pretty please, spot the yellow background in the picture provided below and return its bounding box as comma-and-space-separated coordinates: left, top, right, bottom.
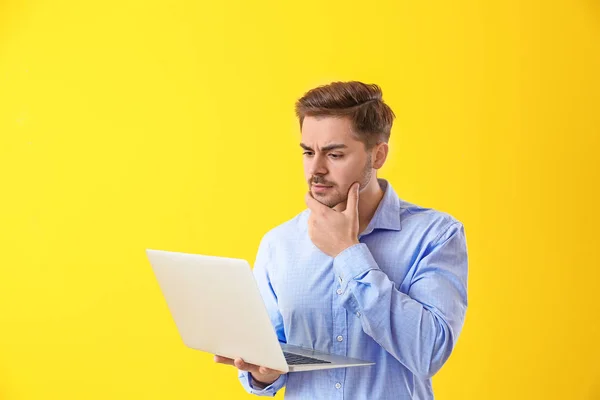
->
1, 0, 599, 399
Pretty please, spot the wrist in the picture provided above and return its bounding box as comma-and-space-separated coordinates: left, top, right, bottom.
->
335, 240, 359, 256
250, 373, 276, 389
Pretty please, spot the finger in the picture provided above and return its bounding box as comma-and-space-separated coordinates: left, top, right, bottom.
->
343, 182, 360, 216
305, 191, 331, 215
233, 358, 265, 375
214, 355, 235, 366
234, 359, 271, 376
259, 366, 285, 375
258, 366, 272, 375
233, 358, 252, 371
230, 358, 285, 376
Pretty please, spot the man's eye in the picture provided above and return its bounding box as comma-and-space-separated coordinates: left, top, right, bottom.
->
303, 151, 314, 156
329, 154, 343, 159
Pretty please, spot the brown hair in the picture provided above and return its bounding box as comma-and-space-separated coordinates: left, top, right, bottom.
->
295, 81, 395, 149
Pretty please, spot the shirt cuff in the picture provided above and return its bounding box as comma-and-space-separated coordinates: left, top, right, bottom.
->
333, 243, 379, 291
239, 370, 287, 396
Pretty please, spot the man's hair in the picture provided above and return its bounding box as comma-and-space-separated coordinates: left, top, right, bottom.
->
295, 81, 396, 149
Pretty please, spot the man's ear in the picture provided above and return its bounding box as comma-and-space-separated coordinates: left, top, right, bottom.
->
372, 142, 389, 170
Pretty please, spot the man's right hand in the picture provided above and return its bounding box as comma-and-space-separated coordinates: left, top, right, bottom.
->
214, 355, 284, 387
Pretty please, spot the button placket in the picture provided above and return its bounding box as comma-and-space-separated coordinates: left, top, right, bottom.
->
331, 271, 347, 399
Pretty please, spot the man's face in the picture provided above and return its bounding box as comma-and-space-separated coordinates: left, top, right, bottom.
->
301, 116, 374, 208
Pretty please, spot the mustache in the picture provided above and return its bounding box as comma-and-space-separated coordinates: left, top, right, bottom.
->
310, 176, 335, 186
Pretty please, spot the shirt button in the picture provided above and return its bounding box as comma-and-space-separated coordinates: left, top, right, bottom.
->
356, 311, 361, 317
335, 382, 342, 389
336, 288, 343, 295
336, 335, 343, 342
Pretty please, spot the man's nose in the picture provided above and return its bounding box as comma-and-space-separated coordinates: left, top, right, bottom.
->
308, 154, 328, 176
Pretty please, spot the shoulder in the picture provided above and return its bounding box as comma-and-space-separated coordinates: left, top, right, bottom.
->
399, 198, 464, 244
258, 209, 310, 247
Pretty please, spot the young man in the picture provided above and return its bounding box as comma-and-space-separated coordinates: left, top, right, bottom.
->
215, 81, 468, 399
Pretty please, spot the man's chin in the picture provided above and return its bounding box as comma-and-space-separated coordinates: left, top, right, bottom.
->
311, 193, 333, 207
312, 193, 346, 209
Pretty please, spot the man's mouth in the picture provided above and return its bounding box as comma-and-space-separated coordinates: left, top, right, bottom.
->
312, 184, 333, 193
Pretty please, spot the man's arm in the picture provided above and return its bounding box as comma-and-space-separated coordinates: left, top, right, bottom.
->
334, 222, 468, 379
304, 182, 468, 379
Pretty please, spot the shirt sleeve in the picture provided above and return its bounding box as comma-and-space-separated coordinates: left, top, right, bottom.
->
238, 370, 288, 397
333, 221, 468, 379
237, 233, 288, 396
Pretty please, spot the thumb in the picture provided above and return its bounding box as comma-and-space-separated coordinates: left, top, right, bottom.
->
344, 182, 360, 217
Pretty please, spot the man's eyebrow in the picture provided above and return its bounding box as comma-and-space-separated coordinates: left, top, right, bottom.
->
300, 143, 347, 151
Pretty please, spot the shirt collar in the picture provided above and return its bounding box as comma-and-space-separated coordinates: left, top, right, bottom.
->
360, 178, 402, 236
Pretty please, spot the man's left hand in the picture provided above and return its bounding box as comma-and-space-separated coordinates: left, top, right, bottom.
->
305, 182, 360, 257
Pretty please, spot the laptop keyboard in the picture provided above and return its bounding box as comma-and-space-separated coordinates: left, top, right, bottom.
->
283, 351, 331, 365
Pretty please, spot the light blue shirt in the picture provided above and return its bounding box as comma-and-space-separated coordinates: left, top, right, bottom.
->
238, 179, 468, 399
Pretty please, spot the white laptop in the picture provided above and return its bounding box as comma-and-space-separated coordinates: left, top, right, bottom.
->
146, 249, 375, 373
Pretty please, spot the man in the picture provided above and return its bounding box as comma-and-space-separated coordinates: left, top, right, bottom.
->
215, 81, 468, 399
